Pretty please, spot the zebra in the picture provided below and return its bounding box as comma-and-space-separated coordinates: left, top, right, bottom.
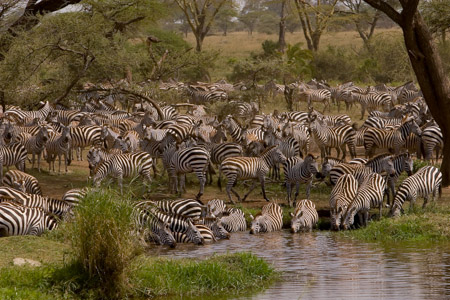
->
21, 125, 49, 171
363, 117, 422, 157
206, 199, 227, 217
3, 170, 42, 195
69, 125, 102, 161
45, 126, 72, 173
196, 217, 231, 240
362, 116, 402, 129
220, 207, 247, 232
280, 111, 309, 124
0, 142, 27, 173
381, 152, 414, 205
328, 163, 375, 185
220, 145, 286, 203
351, 91, 392, 120
86, 147, 122, 175
208, 142, 243, 188
308, 108, 351, 126
290, 199, 319, 233
62, 187, 90, 206
184, 86, 228, 104
249, 202, 283, 234
47, 110, 86, 126
5, 101, 52, 124
390, 166, 442, 217
172, 224, 216, 243
298, 89, 331, 113
349, 158, 368, 164
280, 121, 310, 155
0, 202, 58, 236
92, 151, 153, 194
137, 204, 204, 245
329, 174, 358, 230
421, 125, 443, 163
162, 145, 210, 200
342, 173, 386, 230
309, 115, 356, 160
0, 187, 73, 219
147, 198, 207, 220
284, 154, 322, 206
221, 115, 264, 145
132, 205, 176, 247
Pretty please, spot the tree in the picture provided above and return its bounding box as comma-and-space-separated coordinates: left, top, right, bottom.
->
293, 0, 339, 52
421, 0, 450, 43
362, 0, 450, 185
341, 0, 381, 49
173, 0, 231, 51
215, 5, 238, 36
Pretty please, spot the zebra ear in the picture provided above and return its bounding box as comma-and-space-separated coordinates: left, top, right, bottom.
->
289, 212, 294, 217
249, 214, 254, 220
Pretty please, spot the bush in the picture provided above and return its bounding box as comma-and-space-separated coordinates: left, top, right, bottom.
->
312, 46, 357, 82
69, 189, 140, 299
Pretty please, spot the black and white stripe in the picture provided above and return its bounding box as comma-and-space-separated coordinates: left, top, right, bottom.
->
249, 202, 283, 234
45, 126, 72, 173
290, 199, 318, 233
329, 174, 358, 230
4, 170, 42, 195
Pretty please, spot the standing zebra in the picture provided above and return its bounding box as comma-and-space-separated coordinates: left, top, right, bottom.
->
208, 142, 243, 189
0, 202, 58, 236
249, 202, 283, 234
290, 199, 319, 233
3, 170, 42, 195
298, 89, 331, 113
351, 91, 392, 120
220, 146, 286, 203
363, 117, 422, 157
70, 125, 102, 161
5, 101, 52, 124
163, 145, 210, 200
0, 142, 28, 173
92, 151, 153, 194
329, 174, 358, 230
309, 115, 356, 160
21, 125, 49, 172
284, 154, 322, 206
45, 126, 72, 173
184, 86, 228, 104
390, 166, 442, 216
342, 173, 386, 230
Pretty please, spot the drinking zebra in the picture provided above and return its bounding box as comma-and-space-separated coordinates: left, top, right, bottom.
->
145, 198, 207, 220
329, 174, 358, 231
221, 146, 286, 203
390, 166, 442, 216
132, 205, 176, 247
342, 173, 386, 230
249, 202, 283, 234
220, 207, 247, 232
290, 199, 319, 233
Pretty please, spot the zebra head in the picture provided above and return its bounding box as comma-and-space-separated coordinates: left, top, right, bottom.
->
383, 156, 396, 177
87, 147, 103, 173
249, 214, 266, 234
11, 179, 26, 193
304, 154, 322, 178
38, 125, 50, 143
210, 218, 231, 240
321, 158, 332, 178
61, 125, 71, 144
290, 211, 305, 233
389, 202, 403, 218
156, 219, 177, 248
186, 218, 205, 245
269, 146, 287, 165
400, 152, 414, 176
112, 136, 128, 152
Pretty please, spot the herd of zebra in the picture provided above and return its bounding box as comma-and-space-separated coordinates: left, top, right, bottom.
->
0, 78, 445, 246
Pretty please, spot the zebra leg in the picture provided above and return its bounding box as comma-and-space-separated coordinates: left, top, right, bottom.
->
31, 152, 35, 170
196, 173, 205, 200
422, 195, 429, 209
379, 203, 383, 220
340, 145, 346, 160
242, 180, 258, 202
225, 176, 237, 204
260, 177, 270, 202
286, 181, 292, 207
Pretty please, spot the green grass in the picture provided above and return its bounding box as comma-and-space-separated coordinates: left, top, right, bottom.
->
340, 204, 450, 242
130, 252, 277, 298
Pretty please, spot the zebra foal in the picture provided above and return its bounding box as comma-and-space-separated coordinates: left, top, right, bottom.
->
290, 199, 319, 233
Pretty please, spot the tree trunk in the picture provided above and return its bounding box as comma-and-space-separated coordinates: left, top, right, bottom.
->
312, 31, 321, 52
402, 14, 450, 185
195, 34, 203, 52
278, 0, 287, 53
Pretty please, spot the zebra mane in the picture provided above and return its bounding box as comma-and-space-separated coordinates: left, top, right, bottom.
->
258, 145, 277, 156
324, 156, 344, 163
365, 153, 392, 164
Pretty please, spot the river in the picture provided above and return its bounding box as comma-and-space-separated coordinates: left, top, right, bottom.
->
154, 231, 450, 300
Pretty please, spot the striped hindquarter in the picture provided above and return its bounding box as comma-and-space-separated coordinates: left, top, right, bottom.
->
342, 173, 386, 229
220, 207, 247, 232
329, 174, 358, 230
249, 202, 283, 234
3, 170, 42, 195
290, 199, 319, 233
390, 166, 442, 216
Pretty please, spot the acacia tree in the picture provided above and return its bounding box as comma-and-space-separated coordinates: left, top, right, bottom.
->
293, 0, 339, 52
421, 0, 450, 43
341, 0, 381, 49
174, 0, 231, 51
363, 0, 450, 185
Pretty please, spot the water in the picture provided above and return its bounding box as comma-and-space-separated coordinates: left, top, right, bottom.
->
154, 231, 450, 300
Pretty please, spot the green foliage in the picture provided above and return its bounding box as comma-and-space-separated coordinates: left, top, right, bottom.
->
421, 0, 450, 36
68, 189, 140, 299
261, 40, 280, 57
285, 43, 314, 78
312, 46, 357, 82
130, 252, 277, 297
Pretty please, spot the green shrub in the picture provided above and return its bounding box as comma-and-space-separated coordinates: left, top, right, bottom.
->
68, 189, 140, 299
312, 46, 357, 82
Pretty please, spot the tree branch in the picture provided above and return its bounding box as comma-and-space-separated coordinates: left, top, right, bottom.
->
363, 0, 402, 25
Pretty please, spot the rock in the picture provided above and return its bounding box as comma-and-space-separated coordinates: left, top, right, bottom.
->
13, 257, 41, 267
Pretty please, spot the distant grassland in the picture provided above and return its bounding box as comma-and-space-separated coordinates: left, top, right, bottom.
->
184, 29, 403, 80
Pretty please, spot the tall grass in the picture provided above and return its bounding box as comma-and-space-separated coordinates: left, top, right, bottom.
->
130, 252, 277, 297
68, 188, 140, 298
